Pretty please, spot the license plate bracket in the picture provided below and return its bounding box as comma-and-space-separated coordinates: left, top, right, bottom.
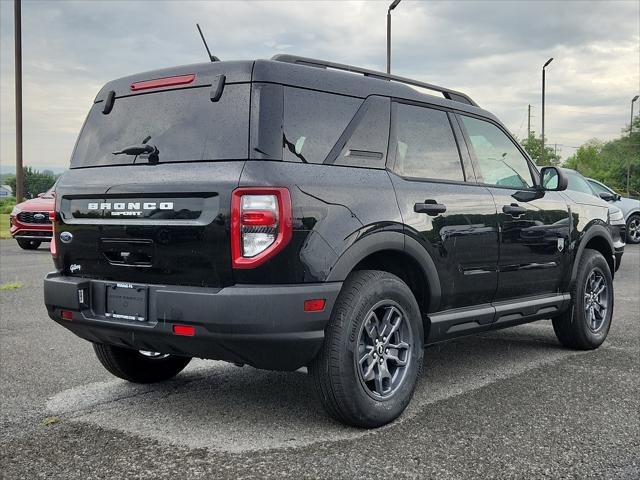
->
105, 283, 148, 322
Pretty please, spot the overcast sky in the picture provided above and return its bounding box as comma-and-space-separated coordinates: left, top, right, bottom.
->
1, 0, 638, 170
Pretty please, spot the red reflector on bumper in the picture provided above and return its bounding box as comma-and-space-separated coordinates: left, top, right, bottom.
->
173, 325, 195, 336
61, 310, 73, 321
304, 299, 326, 312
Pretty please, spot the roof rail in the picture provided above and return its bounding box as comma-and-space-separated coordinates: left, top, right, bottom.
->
271, 54, 478, 107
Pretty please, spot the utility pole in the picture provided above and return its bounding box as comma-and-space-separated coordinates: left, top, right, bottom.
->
386, 0, 401, 74
541, 58, 553, 165
527, 104, 531, 139
628, 95, 639, 196
14, 0, 23, 202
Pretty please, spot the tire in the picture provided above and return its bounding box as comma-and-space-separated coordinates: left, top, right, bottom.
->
626, 213, 640, 244
17, 239, 41, 250
310, 270, 424, 428
552, 249, 613, 350
93, 343, 191, 383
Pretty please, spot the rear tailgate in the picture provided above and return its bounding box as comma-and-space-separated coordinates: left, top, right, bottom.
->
54, 162, 243, 288
53, 61, 253, 288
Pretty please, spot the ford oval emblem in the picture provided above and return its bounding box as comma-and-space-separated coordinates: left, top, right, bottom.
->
34, 213, 46, 221
60, 231, 73, 244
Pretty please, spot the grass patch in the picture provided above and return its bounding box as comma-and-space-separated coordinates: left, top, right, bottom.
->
0, 214, 10, 239
0, 281, 22, 291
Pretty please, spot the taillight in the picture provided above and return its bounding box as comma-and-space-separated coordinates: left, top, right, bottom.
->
231, 188, 292, 268
49, 211, 57, 257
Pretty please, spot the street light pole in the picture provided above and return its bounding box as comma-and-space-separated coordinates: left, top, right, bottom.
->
14, 0, 23, 203
386, 0, 401, 75
628, 95, 639, 196
541, 57, 553, 166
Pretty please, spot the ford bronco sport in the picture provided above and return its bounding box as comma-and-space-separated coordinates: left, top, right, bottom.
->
44, 55, 617, 428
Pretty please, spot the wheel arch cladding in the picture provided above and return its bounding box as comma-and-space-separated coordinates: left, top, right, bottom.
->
572, 224, 615, 285
326, 231, 441, 315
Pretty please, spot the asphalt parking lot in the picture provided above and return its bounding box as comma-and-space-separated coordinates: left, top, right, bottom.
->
1, 239, 638, 479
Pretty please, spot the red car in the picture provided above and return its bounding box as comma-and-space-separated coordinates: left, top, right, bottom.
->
10, 185, 55, 250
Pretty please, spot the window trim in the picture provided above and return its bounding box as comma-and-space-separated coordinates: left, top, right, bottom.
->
387, 99, 469, 184
455, 112, 542, 191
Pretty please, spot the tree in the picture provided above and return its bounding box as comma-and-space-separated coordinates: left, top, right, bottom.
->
564, 139, 603, 177
520, 132, 561, 167
7, 167, 57, 199
564, 115, 640, 197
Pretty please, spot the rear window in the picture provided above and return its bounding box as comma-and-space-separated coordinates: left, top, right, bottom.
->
71, 84, 250, 168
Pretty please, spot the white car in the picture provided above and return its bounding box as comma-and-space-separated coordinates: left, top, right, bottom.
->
586, 178, 640, 244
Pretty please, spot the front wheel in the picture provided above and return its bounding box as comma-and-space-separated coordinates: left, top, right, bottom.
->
310, 270, 423, 428
93, 344, 191, 383
552, 249, 613, 350
16, 239, 41, 250
626, 213, 640, 244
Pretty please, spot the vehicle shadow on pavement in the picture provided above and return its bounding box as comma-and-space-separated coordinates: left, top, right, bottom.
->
47, 321, 573, 453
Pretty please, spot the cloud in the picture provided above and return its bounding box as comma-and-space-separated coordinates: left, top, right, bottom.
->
0, 0, 638, 168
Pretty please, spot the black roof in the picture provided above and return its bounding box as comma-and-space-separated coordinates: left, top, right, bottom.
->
95, 55, 500, 124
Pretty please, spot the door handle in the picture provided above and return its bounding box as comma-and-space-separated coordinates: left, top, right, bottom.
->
414, 200, 447, 216
502, 203, 527, 216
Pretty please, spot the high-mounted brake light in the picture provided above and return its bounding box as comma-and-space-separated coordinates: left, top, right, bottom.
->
231, 188, 292, 269
49, 211, 57, 257
130, 74, 196, 91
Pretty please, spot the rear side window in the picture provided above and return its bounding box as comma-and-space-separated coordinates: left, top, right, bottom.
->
71, 84, 250, 168
283, 87, 361, 164
331, 96, 390, 169
392, 103, 464, 181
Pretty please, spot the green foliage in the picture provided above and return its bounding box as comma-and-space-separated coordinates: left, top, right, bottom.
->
6, 167, 57, 200
0, 197, 16, 214
521, 132, 561, 167
565, 115, 640, 197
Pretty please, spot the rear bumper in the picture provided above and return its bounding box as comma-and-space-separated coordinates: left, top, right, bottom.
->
44, 273, 342, 371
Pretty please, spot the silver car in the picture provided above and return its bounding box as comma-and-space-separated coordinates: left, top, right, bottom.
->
587, 178, 640, 244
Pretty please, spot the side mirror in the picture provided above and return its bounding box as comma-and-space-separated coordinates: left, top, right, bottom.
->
540, 167, 567, 191
598, 192, 616, 202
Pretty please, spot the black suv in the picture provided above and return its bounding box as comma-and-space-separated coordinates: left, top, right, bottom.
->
44, 55, 617, 428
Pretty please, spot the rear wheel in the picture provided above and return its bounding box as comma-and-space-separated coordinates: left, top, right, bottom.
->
552, 249, 613, 350
17, 239, 41, 250
310, 270, 423, 428
93, 343, 191, 383
626, 213, 640, 244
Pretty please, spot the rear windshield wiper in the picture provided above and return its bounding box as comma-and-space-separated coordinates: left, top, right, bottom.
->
112, 136, 159, 163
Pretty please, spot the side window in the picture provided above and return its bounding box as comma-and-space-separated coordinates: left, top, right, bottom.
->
588, 180, 611, 195
332, 96, 390, 169
283, 87, 361, 164
460, 115, 534, 188
566, 172, 596, 195
392, 103, 464, 181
